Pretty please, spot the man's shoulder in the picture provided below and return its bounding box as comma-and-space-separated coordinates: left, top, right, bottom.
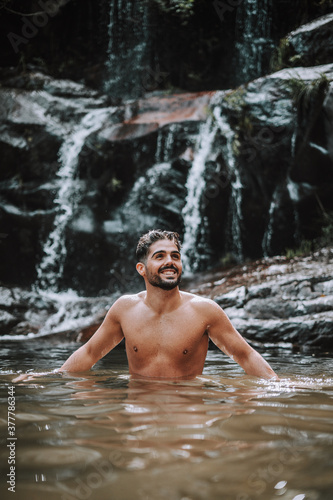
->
108, 292, 144, 319
180, 291, 217, 309
113, 292, 145, 309
180, 291, 227, 326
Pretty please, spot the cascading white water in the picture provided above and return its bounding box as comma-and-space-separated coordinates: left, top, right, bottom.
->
213, 106, 244, 261
105, 0, 150, 98
235, 0, 274, 83
286, 176, 302, 243
181, 117, 218, 272
262, 186, 280, 256
123, 162, 172, 227
35, 108, 111, 291
155, 124, 178, 163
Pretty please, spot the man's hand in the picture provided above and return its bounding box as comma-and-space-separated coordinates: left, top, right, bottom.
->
13, 370, 59, 383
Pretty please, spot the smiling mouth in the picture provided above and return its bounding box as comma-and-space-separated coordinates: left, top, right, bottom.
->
159, 267, 178, 276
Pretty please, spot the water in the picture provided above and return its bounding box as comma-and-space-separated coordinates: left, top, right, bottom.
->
105, 0, 150, 98
213, 106, 244, 260
181, 117, 218, 272
235, 0, 274, 84
1, 341, 333, 500
34, 108, 111, 292
262, 187, 279, 257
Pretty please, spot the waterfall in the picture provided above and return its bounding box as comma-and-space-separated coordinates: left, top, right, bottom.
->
262, 186, 280, 256
181, 117, 218, 272
34, 108, 111, 292
234, 0, 274, 83
105, 0, 150, 99
213, 106, 244, 261
286, 176, 302, 244
181, 96, 247, 272
155, 124, 178, 163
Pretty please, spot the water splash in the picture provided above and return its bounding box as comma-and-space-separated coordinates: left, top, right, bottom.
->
35, 108, 111, 292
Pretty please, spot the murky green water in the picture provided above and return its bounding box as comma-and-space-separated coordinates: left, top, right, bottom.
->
1, 341, 333, 500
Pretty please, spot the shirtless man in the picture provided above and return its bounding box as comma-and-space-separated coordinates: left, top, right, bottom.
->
55, 229, 277, 380
14, 230, 277, 382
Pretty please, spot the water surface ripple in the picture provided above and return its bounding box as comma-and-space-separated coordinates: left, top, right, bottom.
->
1, 343, 333, 500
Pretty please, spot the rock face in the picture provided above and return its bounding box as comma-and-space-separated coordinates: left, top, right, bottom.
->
189, 246, 333, 353
0, 0, 331, 95
0, 70, 212, 292
277, 13, 333, 69
1, 62, 333, 294
211, 64, 333, 261
1, 247, 332, 354
0, 284, 112, 341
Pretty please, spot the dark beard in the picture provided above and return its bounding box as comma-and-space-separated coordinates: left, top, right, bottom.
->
147, 271, 182, 290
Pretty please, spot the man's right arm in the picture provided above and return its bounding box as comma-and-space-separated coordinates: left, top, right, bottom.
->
13, 297, 126, 382
59, 298, 125, 373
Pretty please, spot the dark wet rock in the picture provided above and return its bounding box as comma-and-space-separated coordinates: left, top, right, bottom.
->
0, 286, 112, 341
1, 247, 332, 355
0, 71, 103, 99
212, 63, 333, 259
1, 63, 333, 292
0, 73, 212, 293
279, 13, 333, 69
0, 310, 18, 335
0, 287, 56, 336
191, 246, 333, 352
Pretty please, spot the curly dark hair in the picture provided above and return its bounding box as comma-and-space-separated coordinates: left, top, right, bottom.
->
136, 229, 181, 263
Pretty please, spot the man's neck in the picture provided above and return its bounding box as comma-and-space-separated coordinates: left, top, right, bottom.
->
144, 285, 182, 314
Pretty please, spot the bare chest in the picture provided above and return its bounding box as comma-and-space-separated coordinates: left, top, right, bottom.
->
121, 307, 208, 360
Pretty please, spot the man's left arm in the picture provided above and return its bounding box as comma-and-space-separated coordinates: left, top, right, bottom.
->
206, 300, 278, 380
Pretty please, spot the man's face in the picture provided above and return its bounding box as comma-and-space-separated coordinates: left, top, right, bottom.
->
142, 239, 182, 290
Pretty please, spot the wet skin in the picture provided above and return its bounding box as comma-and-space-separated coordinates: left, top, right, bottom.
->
58, 240, 278, 380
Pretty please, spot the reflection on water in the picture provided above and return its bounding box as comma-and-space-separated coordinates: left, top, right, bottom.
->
1, 342, 333, 500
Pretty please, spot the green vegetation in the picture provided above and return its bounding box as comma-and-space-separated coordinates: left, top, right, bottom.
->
151, 0, 196, 20
320, 212, 333, 246
315, 0, 333, 6
224, 88, 246, 111
315, 192, 333, 247
270, 37, 292, 72
223, 88, 257, 156
287, 73, 329, 110
285, 239, 313, 259
285, 205, 333, 259
220, 252, 238, 267
107, 176, 122, 193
